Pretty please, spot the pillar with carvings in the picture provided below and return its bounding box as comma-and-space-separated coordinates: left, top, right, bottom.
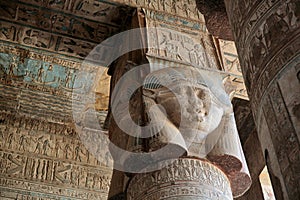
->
107, 7, 251, 199
223, 0, 300, 199
124, 66, 251, 199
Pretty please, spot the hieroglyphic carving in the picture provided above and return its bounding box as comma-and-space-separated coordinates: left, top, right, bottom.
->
127, 158, 232, 200
110, 0, 205, 22
57, 37, 96, 58
14, 2, 117, 43
0, 184, 107, 200
145, 10, 206, 31
0, 113, 111, 166
0, 7, 120, 59
0, 112, 113, 199
219, 40, 248, 99
226, 0, 300, 113
252, 46, 300, 117
145, 11, 217, 70
0, 185, 107, 200
225, 0, 300, 198
0, 81, 108, 124
0, 23, 16, 41
0, 42, 110, 120
0, 20, 61, 53
17, 0, 126, 26
0, 113, 73, 137
0, 42, 98, 70
0, 178, 109, 200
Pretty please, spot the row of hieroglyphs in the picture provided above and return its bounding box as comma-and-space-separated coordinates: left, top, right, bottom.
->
0, 20, 99, 59
5, 0, 203, 23
0, 51, 94, 89
0, 43, 111, 116
0, 185, 106, 200
0, 113, 112, 167
110, 0, 205, 21
0, 0, 124, 42
0, 8, 121, 59
0, 179, 108, 200
12, 0, 126, 24
0, 1, 208, 61
0, 42, 111, 95
0, 151, 111, 191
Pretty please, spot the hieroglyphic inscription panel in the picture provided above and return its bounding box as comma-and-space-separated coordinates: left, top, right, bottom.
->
144, 9, 218, 71
219, 40, 248, 100
0, 113, 113, 200
0, 40, 112, 198
0, 42, 110, 122
0, 0, 132, 59
109, 0, 205, 22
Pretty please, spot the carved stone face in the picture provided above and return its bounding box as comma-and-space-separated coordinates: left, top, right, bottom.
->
143, 67, 225, 135
142, 67, 225, 158
151, 83, 212, 132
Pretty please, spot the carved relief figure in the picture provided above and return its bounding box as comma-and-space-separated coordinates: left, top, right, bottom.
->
42, 139, 51, 155
64, 143, 72, 159
189, 44, 207, 67
34, 136, 44, 154
53, 138, 62, 158
6, 132, 14, 149
0, 128, 4, 148
74, 143, 84, 162
18, 134, 28, 152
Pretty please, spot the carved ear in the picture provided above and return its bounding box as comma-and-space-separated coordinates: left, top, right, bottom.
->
143, 88, 156, 98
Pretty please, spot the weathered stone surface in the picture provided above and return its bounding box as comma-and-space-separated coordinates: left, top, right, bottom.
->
196, 0, 233, 40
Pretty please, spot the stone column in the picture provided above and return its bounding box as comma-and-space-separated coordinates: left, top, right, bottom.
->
107, 6, 251, 200
224, 1, 300, 199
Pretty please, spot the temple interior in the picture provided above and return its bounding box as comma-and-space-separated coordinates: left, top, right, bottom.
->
0, 0, 299, 200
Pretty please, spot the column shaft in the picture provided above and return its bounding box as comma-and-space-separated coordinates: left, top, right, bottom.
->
224, 1, 300, 199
